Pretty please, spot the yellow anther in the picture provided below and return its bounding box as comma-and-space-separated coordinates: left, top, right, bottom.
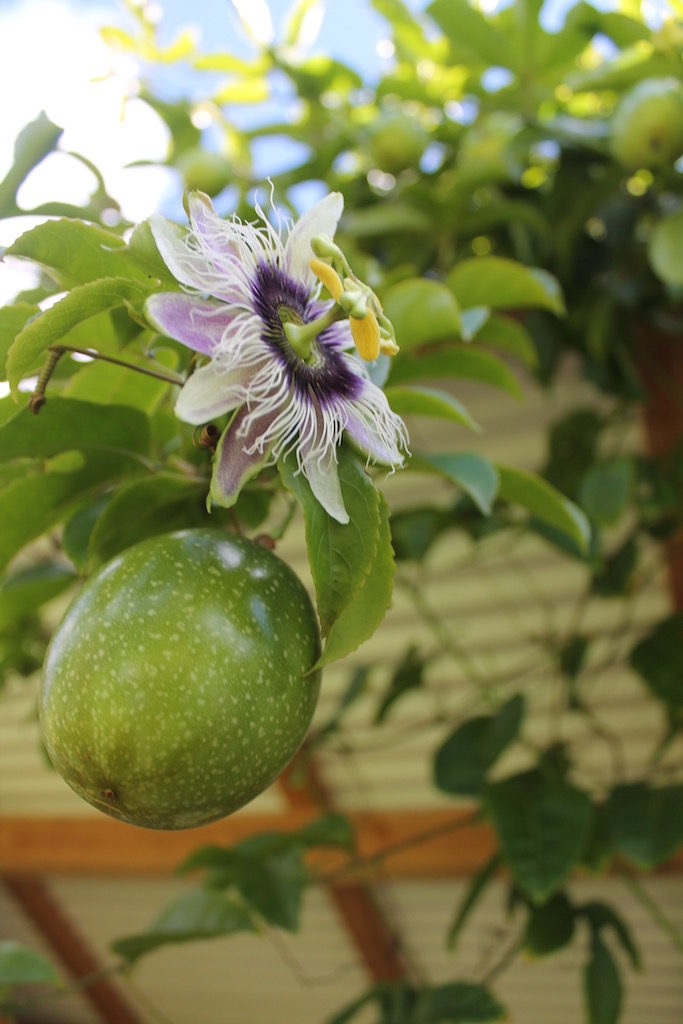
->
380, 337, 400, 356
309, 258, 343, 301
350, 308, 380, 361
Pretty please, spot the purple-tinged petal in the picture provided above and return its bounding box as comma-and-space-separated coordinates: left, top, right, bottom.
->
175, 363, 251, 425
285, 192, 344, 292
187, 192, 239, 259
301, 445, 349, 524
344, 385, 409, 467
145, 293, 238, 355
150, 206, 250, 306
209, 404, 279, 509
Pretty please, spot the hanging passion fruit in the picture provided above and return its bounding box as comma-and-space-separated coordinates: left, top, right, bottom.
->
40, 529, 321, 829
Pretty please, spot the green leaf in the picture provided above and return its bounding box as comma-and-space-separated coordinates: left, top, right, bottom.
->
375, 646, 425, 724
390, 506, 452, 562
584, 935, 622, 1024
385, 386, 479, 431
382, 278, 461, 350
630, 615, 683, 709
428, 0, 507, 66
0, 562, 76, 629
447, 853, 501, 950
371, 0, 432, 58
523, 892, 575, 957
484, 770, 593, 902
0, 458, 140, 575
558, 634, 589, 683
435, 695, 524, 796
473, 313, 537, 367
579, 458, 635, 526
232, 844, 308, 931
413, 981, 505, 1022
592, 537, 638, 598
0, 941, 59, 988
604, 783, 683, 868
327, 989, 378, 1024
279, 448, 381, 635
412, 452, 499, 515
87, 475, 209, 569
0, 400, 149, 571
61, 496, 112, 572
317, 494, 395, 667
388, 347, 523, 399
296, 813, 354, 850
496, 465, 590, 552
544, 410, 604, 499
341, 203, 432, 237
214, 78, 270, 104
0, 112, 62, 215
0, 397, 150, 462
580, 902, 641, 970
7, 277, 149, 391
580, 804, 614, 875
448, 257, 564, 316
138, 91, 201, 156
6, 219, 172, 290
127, 219, 178, 285
460, 306, 489, 342
0, 303, 40, 378
111, 889, 255, 963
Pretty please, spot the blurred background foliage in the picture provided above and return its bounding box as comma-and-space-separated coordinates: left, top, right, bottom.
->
0, 1, 682, 1021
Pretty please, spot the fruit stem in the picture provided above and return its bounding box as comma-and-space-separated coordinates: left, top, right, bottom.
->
29, 345, 186, 413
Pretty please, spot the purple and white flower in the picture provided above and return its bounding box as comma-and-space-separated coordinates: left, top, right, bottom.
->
145, 190, 408, 524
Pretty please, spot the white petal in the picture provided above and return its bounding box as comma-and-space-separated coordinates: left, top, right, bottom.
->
302, 447, 349, 524
174, 363, 249, 425
149, 214, 200, 291
285, 192, 344, 290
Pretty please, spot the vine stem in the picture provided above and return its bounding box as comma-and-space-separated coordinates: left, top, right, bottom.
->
621, 872, 683, 955
29, 344, 185, 412
314, 810, 481, 886
396, 573, 487, 687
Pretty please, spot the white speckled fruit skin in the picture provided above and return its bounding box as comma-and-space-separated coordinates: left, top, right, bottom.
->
39, 530, 321, 830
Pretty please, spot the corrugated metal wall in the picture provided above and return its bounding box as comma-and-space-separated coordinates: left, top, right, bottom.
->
2, 363, 681, 1022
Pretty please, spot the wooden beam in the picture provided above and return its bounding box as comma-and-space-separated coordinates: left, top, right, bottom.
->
638, 322, 683, 608
4, 876, 142, 1024
0, 809, 489, 878
278, 758, 413, 982
2, 811, 681, 878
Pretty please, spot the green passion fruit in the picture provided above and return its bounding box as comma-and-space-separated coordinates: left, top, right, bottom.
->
39, 530, 321, 830
177, 148, 232, 196
610, 78, 683, 170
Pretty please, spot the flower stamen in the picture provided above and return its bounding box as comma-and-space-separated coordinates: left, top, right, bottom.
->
309, 258, 343, 301
309, 233, 400, 363
350, 309, 381, 362
282, 303, 346, 362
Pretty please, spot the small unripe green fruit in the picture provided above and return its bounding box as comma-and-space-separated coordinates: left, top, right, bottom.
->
367, 112, 428, 173
177, 148, 232, 196
457, 113, 523, 182
648, 208, 683, 287
40, 530, 321, 830
610, 78, 683, 170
